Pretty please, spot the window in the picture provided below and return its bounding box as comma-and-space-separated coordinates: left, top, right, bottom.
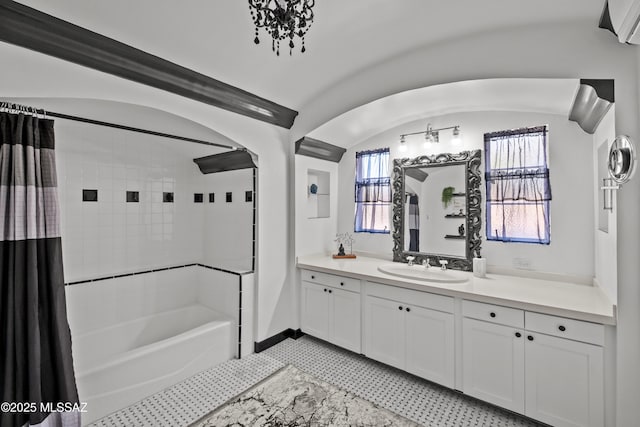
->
485, 125, 551, 244
354, 148, 391, 233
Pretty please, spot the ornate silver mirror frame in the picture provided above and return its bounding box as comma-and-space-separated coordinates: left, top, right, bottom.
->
391, 150, 482, 271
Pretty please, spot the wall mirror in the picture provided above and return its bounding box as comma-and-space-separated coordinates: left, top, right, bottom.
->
392, 150, 481, 270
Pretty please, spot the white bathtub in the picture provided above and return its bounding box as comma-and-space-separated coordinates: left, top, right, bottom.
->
65, 266, 244, 425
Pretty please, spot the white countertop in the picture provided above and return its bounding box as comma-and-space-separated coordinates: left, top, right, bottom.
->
297, 254, 616, 325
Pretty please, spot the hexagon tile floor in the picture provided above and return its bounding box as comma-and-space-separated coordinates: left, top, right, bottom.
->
88, 336, 544, 427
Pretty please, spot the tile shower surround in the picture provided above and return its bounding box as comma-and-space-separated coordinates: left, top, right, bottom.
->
56, 125, 254, 283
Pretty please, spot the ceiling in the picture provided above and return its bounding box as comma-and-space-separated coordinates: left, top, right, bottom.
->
14, 0, 604, 115
308, 78, 580, 148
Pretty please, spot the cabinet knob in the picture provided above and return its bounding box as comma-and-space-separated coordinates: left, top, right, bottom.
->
527, 335, 534, 341
323, 288, 327, 292
311, 275, 315, 279
398, 306, 403, 310
490, 312, 496, 318
328, 289, 332, 293
406, 307, 411, 312
340, 282, 344, 286
515, 332, 521, 338
558, 325, 566, 332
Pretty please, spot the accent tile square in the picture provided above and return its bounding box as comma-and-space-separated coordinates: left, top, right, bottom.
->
126, 191, 139, 203
83, 189, 98, 202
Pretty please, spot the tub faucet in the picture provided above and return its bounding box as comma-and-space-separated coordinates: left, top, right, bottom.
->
439, 260, 449, 271
423, 258, 431, 269
406, 256, 415, 266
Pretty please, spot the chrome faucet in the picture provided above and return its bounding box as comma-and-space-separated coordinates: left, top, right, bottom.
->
439, 260, 449, 271
422, 258, 431, 269
406, 256, 415, 266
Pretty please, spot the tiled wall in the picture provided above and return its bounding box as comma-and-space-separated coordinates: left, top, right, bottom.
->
200, 168, 254, 272
54, 120, 256, 357
55, 121, 255, 282
65, 266, 253, 358
56, 122, 205, 283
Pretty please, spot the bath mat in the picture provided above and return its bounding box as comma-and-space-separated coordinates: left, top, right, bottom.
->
189, 364, 419, 426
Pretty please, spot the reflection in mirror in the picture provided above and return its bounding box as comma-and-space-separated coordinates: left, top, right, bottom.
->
403, 164, 466, 257
392, 150, 481, 271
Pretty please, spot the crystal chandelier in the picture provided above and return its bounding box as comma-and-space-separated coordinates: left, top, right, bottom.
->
248, 0, 315, 56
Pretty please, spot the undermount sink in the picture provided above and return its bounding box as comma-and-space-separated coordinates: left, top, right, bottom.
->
377, 263, 469, 283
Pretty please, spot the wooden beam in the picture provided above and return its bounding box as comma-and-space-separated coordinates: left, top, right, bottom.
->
0, 2, 298, 129
194, 150, 257, 174
295, 136, 347, 163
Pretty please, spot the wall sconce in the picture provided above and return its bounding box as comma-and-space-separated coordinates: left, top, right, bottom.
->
601, 135, 636, 211
399, 123, 462, 150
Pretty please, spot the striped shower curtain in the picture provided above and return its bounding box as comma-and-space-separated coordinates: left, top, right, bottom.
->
0, 112, 80, 427
408, 194, 419, 252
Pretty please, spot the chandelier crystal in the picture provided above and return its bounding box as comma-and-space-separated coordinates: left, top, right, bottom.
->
248, 0, 315, 56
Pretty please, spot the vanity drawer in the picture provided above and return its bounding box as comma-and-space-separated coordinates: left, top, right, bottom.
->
525, 312, 604, 346
301, 269, 361, 293
462, 300, 524, 328
366, 281, 454, 313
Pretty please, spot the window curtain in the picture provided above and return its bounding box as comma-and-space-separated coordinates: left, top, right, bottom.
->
354, 148, 390, 233
0, 112, 80, 427
408, 194, 419, 251
485, 126, 551, 243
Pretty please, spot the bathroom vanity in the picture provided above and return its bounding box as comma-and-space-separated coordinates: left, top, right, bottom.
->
297, 255, 615, 427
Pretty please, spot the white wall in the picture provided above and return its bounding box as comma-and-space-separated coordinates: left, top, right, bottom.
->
201, 169, 254, 272
337, 111, 594, 277
294, 155, 339, 257
593, 107, 618, 303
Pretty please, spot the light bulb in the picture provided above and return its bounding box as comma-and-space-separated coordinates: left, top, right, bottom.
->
452, 126, 462, 145
398, 135, 407, 152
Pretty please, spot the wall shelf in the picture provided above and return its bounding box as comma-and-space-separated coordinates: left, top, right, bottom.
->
307, 169, 330, 218
444, 234, 466, 239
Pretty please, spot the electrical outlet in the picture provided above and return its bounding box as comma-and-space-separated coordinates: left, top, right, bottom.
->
512, 257, 532, 270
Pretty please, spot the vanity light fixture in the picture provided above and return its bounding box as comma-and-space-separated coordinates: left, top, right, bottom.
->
398, 123, 462, 149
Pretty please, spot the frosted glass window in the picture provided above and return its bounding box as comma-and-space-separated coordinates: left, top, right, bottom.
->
354, 148, 390, 233
485, 126, 551, 244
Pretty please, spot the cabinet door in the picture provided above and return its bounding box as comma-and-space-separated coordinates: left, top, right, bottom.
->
525, 333, 604, 427
405, 305, 455, 388
462, 318, 525, 413
300, 281, 330, 341
364, 295, 404, 369
330, 288, 361, 353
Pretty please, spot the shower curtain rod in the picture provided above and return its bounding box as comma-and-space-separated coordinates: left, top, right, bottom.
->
0, 102, 238, 151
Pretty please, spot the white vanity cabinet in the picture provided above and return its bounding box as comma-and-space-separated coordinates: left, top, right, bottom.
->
364, 282, 455, 388
523, 312, 604, 427
462, 317, 525, 413
300, 270, 361, 353
462, 300, 604, 427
